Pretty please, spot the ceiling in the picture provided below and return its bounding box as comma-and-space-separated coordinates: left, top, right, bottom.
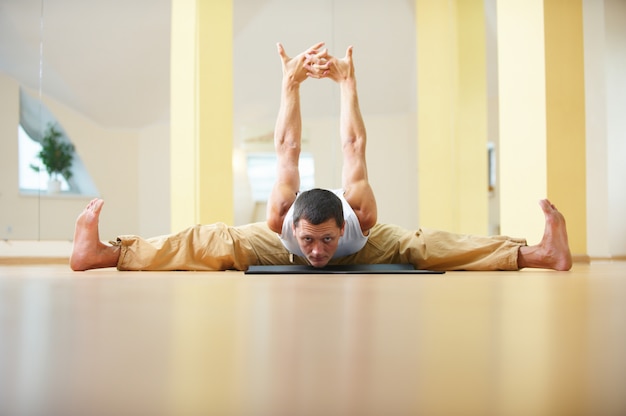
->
0, 0, 171, 130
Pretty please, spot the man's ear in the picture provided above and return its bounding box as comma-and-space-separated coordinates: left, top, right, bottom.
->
340, 221, 346, 236
292, 222, 297, 237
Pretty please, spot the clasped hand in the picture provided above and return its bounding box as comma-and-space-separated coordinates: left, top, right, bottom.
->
277, 41, 354, 84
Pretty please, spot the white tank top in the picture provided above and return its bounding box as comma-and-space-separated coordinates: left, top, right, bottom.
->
279, 189, 368, 258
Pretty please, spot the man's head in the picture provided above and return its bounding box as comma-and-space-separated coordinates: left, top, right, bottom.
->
292, 188, 345, 268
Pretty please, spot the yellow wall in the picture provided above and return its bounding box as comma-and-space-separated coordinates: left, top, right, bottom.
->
417, 0, 588, 256
170, 0, 233, 231
544, 0, 587, 255
456, 0, 489, 234
497, 0, 587, 254
416, 0, 488, 234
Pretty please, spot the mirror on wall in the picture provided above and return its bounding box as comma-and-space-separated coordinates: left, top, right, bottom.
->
0, 0, 171, 241
1, 0, 417, 241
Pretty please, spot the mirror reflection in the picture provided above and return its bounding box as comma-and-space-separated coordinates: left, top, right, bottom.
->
0, 0, 417, 242
0, 0, 171, 241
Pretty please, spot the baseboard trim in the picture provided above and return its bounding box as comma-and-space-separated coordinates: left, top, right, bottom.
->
588, 256, 626, 262
573, 254, 590, 263
0, 253, 622, 267
0, 257, 70, 265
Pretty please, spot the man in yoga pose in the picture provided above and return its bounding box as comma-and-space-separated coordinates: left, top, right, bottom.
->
70, 43, 572, 272
266, 42, 376, 268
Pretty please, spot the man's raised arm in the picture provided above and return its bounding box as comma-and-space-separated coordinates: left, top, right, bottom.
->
266, 42, 325, 234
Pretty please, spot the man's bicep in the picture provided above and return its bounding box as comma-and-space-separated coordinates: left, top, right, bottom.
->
266, 183, 297, 234
343, 180, 378, 232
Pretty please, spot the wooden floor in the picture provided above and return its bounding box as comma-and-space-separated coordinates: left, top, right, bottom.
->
1, 261, 625, 416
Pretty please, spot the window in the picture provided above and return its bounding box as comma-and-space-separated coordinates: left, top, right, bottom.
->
19, 88, 99, 196
18, 124, 71, 192
246, 152, 315, 201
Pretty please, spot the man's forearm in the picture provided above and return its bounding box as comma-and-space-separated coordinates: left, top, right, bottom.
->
275, 80, 302, 150
340, 79, 366, 145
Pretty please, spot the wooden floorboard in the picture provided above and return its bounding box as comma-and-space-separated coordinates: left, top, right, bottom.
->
1, 261, 625, 416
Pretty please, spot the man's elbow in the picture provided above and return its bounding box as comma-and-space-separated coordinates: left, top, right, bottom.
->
266, 217, 283, 234
359, 212, 377, 234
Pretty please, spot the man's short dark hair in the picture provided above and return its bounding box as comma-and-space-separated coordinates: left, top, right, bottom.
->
293, 188, 344, 228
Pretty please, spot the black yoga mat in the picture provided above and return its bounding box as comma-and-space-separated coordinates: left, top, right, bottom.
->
245, 264, 445, 275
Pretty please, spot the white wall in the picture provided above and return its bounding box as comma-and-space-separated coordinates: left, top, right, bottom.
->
0, 74, 96, 241
584, 0, 626, 258
0, 72, 144, 241
138, 123, 171, 237
604, 0, 626, 257
0, 74, 42, 240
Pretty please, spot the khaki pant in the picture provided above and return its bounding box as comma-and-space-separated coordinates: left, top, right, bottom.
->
115, 222, 526, 271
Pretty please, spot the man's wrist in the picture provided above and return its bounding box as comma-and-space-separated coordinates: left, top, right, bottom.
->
339, 77, 357, 90
283, 77, 302, 90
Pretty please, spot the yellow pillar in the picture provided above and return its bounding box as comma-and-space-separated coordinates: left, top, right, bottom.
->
170, 0, 233, 232
497, 0, 547, 244
416, 0, 488, 234
544, 0, 587, 257
456, 0, 488, 234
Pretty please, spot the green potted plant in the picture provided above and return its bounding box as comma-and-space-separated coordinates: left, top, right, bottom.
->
30, 123, 75, 193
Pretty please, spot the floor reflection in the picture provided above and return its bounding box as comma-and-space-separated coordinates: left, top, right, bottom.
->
1, 265, 625, 416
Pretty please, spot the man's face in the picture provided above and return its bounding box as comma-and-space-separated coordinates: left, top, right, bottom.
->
293, 218, 345, 268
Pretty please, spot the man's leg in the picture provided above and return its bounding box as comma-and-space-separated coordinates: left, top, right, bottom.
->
70, 198, 290, 272
517, 199, 572, 271
115, 222, 275, 271
346, 224, 525, 271
334, 199, 571, 271
70, 199, 120, 271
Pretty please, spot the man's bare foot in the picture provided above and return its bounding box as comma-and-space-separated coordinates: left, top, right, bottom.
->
518, 199, 572, 271
70, 199, 120, 271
